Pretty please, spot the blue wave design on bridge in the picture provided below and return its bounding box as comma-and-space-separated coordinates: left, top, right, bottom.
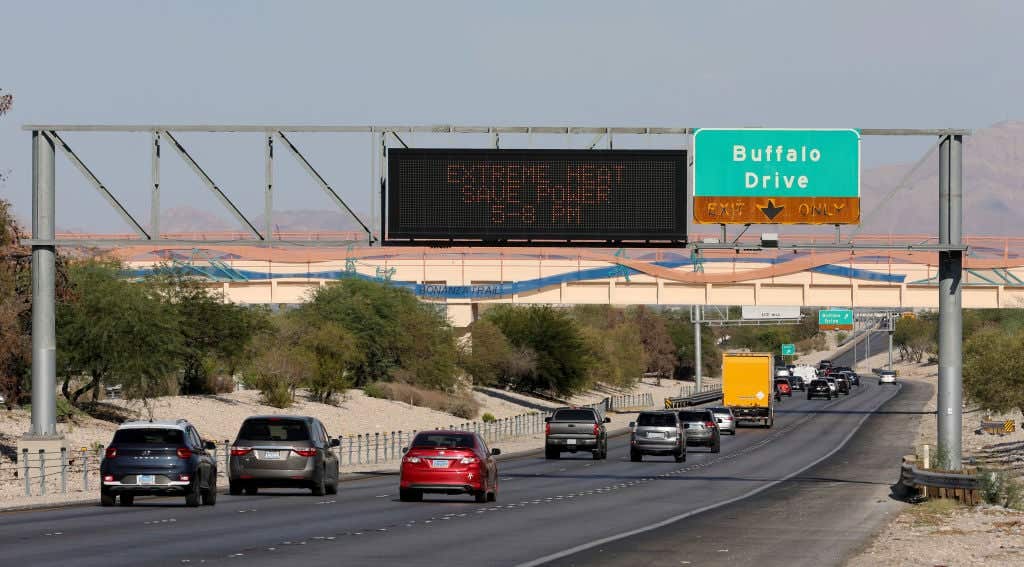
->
128, 259, 905, 300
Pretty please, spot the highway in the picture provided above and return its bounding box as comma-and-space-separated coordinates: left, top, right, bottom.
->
0, 369, 905, 567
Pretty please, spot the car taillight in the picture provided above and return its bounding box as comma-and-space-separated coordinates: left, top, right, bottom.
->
179, 474, 190, 482
705, 421, 715, 428
104, 447, 117, 459
294, 448, 317, 457
230, 447, 252, 456
176, 447, 192, 459
545, 423, 550, 436
459, 457, 478, 465
404, 456, 421, 464
592, 423, 599, 436
103, 475, 114, 482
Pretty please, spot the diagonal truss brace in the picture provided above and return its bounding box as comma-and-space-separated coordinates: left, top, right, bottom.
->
275, 131, 374, 242
162, 131, 264, 240
48, 131, 151, 239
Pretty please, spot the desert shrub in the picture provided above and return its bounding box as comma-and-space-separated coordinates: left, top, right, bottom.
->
365, 382, 478, 419
481, 412, 496, 423
363, 382, 388, 399
259, 380, 293, 409
979, 470, 1024, 510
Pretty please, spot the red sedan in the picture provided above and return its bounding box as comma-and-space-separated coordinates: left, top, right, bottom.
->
399, 431, 500, 503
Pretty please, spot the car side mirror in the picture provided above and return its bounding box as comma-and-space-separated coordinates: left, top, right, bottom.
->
544, 416, 552, 423
491, 448, 501, 456
204, 441, 216, 450
604, 417, 611, 423
401, 446, 408, 454
628, 422, 636, 428
330, 438, 341, 447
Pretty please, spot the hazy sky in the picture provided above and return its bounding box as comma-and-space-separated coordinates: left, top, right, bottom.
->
1, 1, 1021, 233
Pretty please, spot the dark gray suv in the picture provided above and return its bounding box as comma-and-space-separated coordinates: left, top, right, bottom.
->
229, 416, 340, 496
629, 411, 685, 462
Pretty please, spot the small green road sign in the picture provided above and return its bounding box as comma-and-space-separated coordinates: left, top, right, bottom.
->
818, 308, 854, 330
781, 344, 796, 356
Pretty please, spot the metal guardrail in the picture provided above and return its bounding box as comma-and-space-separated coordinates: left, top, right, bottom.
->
664, 387, 724, 409
604, 392, 654, 411
980, 419, 1016, 435
899, 455, 982, 504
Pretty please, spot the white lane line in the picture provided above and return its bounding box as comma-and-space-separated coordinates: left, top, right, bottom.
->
516, 384, 901, 567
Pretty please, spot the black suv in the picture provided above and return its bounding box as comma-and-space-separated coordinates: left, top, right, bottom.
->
807, 379, 832, 400
100, 419, 218, 507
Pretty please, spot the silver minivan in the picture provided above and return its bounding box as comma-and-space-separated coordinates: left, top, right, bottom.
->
229, 415, 340, 496
629, 411, 685, 463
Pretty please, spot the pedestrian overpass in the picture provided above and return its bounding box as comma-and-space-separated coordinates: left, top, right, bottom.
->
107, 232, 1024, 327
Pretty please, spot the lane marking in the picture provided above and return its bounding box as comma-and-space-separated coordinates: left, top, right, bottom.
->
516, 384, 901, 567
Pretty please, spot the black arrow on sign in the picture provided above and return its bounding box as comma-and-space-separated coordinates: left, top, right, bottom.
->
760, 199, 785, 221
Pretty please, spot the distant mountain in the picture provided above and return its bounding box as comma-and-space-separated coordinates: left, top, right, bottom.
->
857, 121, 1024, 236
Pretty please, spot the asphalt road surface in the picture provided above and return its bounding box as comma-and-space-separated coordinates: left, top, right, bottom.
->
833, 330, 892, 369
0, 372, 905, 567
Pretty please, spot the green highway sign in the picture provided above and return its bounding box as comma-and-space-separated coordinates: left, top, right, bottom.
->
818, 308, 854, 330
781, 343, 796, 356
693, 128, 861, 224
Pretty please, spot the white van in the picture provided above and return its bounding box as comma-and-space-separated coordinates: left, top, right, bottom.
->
791, 365, 818, 387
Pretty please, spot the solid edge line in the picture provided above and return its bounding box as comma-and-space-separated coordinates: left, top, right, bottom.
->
516, 383, 902, 567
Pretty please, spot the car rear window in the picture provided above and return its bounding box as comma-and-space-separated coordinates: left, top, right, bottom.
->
112, 428, 184, 445
552, 409, 597, 422
238, 419, 309, 441
636, 413, 676, 427
411, 433, 475, 449
679, 411, 709, 422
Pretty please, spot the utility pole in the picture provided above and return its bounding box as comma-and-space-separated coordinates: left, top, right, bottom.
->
694, 305, 702, 391
937, 135, 964, 470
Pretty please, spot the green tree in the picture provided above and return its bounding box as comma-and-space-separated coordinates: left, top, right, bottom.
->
894, 315, 937, 362
57, 260, 181, 407
244, 326, 312, 408
296, 318, 363, 404
963, 327, 1024, 417
459, 319, 515, 387
627, 306, 678, 380
663, 310, 721, 378
580, 322, 645, 388
147, 268, 271, 394
484, 305, 591, 396
0, 198, 31, 408
300, 279, 458, 390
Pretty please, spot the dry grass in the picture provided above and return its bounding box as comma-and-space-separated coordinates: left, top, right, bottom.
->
908, 498, 963, 526
363, 382, 480, 420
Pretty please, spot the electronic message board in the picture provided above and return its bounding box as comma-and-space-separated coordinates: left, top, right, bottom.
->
385, 149, 686, 245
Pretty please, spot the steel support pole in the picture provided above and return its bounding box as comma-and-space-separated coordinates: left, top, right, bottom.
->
888, 330, 894, 370
150, 131, 160, 238
265, 134, 273, 244
937, 135, 963, 469
30, 131, 57, 437
694, 306, 703, 391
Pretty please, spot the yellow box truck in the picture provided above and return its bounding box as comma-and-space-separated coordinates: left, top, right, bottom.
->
722, 352, 775, 428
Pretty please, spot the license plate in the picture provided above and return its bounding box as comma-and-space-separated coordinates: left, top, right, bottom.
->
262, 450, 282, 460
566, 439, 576, 445
138, 475, 155, 485
431, 459, 450, 468
646, 432, 665, 439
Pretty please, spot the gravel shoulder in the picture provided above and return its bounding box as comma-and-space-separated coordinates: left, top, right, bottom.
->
846, 357, 1024, 567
